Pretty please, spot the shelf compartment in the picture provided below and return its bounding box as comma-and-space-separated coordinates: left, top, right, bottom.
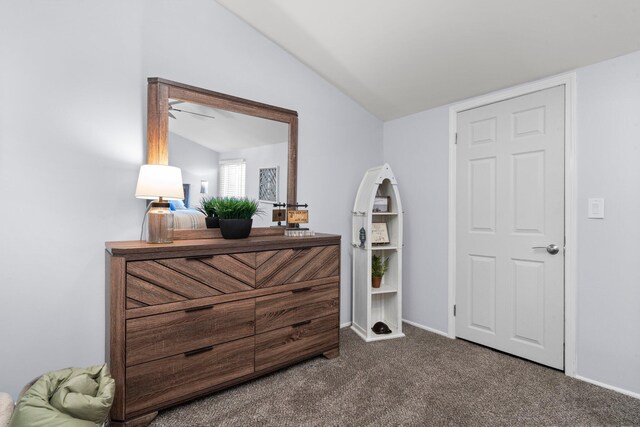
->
371, 283, 398, 294
352, 244, 400, 250
370, 252, 398, 294
370, 293, 400, 336
371, 245, 399, 250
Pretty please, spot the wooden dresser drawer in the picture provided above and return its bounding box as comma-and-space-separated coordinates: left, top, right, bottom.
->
255, 313, 339, 372
256, 245, 339, 288
126, 253, 257, 308
255, 282, 339, 334
126, 299, 255, 366
126, 336, 254, 415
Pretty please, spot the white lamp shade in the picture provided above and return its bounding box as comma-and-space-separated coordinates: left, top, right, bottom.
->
135, 164, 184, 200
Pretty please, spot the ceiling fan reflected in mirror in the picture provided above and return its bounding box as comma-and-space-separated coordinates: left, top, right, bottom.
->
168, 100, 216, 120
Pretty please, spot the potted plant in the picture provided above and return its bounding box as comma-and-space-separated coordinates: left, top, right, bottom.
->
214, 197, 262, 239
371, 254, 389, 288
198, 196, 220, 228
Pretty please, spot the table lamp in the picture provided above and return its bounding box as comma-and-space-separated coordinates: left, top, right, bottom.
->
135, 164, 184, 243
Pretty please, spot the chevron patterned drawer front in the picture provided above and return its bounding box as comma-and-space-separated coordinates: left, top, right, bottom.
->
256, 245, 340, 288
125, 253, 257, 308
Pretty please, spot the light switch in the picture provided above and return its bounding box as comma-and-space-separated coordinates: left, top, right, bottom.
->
588, 198, 604, 219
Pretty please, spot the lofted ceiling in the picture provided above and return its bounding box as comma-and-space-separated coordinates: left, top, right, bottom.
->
168, 100, 288, 153
217, 0, 640, 120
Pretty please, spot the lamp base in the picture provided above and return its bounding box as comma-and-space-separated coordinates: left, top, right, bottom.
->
147, 201, 174, 243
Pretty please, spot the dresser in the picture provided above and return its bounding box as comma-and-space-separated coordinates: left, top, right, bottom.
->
106, 234, 341, 426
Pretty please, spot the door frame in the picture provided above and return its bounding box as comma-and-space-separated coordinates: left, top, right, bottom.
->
447, 73, 577, 377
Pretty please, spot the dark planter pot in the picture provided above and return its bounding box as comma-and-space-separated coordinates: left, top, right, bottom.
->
205, 216, 220, 229
219, 218, 253, 239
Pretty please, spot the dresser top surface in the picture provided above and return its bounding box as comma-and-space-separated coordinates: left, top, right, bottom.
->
106, 233, 340, 256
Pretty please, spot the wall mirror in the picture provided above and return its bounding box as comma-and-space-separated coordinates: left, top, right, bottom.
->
147, 78, 298, 231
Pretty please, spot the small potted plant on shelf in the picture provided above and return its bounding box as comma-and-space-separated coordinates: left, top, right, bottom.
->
198, 196, 220, 228
371, 254, 389, 288
214, 197, 263, 239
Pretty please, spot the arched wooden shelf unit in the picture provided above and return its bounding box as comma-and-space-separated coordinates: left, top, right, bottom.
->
351, 164, 404, 342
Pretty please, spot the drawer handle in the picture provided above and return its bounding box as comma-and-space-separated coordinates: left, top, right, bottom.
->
292, 287, 311, 293
185, 255, 214, 260
185, 304, 214, 313
292, 320, 311, 328
184, 346, 213, 357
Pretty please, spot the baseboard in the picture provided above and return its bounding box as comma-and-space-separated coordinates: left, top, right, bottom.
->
575, 375, 640, 400
340, 321, 352, 329
402, 319, 451, 338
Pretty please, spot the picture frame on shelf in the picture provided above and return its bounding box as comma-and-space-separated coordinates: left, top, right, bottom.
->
373, 196, 390, 212
371, 222, 390, 244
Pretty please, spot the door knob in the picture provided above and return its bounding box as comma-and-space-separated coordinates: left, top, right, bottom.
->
532, 244, 560, 255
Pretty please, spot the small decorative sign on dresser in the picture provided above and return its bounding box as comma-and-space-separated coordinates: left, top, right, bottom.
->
287, 210, 309, 224
271, 202, 287, 226
285, 203, 313, 237
286, 203, 309, 230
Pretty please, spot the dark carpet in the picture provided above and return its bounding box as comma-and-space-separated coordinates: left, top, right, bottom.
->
151, 324, 640, 426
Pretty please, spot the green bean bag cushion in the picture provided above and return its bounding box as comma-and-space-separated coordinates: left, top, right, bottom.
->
10, 364, 114, 427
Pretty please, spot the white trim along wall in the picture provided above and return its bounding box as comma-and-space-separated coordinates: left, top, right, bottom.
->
447, 73, 578, 377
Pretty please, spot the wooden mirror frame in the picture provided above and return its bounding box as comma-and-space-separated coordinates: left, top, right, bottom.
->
147, 77, 298, 207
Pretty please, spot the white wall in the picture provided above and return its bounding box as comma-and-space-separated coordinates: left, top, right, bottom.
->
382, 107, 450, 332
383, 50, 640, 396
169, 132, 219, 208
574, 51, 640, 395
0, 0, 382, 398
220, 142, 288, 228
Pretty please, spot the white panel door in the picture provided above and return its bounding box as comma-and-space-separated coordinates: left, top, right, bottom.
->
456, 86, 565, 369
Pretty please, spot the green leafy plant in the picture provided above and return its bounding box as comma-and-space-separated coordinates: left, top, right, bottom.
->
213, 197, 263, 220
371, 254, 390, 278
198, 196, 219, 217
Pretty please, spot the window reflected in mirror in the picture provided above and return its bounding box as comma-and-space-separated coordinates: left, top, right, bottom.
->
219, 159, 246, 198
